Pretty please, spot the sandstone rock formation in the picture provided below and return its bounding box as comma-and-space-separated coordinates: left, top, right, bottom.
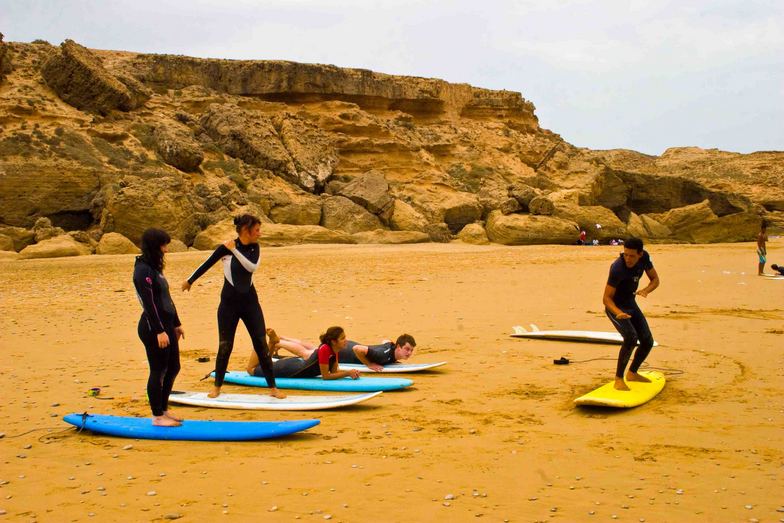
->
351, 230, 430, 244
0, 38, 778, 254
19, 234, 92, 259
42, 40, 149, 114
96, 232, 140, 254
457, 223, 490, 245
486, 210, 579, 245
0, 234, 14, 251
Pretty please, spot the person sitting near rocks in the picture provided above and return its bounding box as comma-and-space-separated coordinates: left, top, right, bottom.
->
265, 329, 416, 372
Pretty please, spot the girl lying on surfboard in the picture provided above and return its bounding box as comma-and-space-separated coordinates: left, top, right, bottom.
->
247, 326, 361, 380
264, 329, 416, 372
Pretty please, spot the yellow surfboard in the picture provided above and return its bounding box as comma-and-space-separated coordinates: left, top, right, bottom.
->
574, 371, 665, 408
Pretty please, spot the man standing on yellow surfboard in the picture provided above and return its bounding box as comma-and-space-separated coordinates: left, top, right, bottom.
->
603, 237, 660, 391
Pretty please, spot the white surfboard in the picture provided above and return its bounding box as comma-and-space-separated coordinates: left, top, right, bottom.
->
511, 325, 658, 346
761, 274, 784, 280
339, 361, 447, 373
169, 390, 382, 411
272, 358, 447, 373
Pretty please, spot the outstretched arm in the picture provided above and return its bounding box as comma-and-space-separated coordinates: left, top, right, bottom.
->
227, 244, 260, 273
183, 245, 230, 289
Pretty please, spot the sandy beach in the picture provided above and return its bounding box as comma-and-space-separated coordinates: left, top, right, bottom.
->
0, 241, 782, 522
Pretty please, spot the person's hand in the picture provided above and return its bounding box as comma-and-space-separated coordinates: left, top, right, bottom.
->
224, 239, 235, 250
368, 363, 384, 373
615, 311, 631, 320
181, 281, 192, 292
175, 326, 185, 341
348, 369, 360, 379
636, 289, 650, 298
157, 332, 170, 349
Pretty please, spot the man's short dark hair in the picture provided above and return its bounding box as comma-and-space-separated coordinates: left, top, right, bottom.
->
624, 237, 644, 253
396, 334, 416, 348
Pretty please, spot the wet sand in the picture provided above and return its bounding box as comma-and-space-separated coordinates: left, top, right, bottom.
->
0, 241, 782, 522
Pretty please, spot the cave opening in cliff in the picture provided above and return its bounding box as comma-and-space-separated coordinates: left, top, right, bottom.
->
47, 210, 94, 231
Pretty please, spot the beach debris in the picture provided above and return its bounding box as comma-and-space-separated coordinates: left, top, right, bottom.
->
0, 509, 6, 515
444, 494, 455, 500
550, 507, 557, 512
745, 505, 753, 510
147, 491, 156, 496
16, 454, 26, 459
443, 502, 451, 507
472, 490, 480, 497
268, 506, 278, 512
676, 489, 684, 495
163, 514, 182, 520
588, 511, 595, 516
324, 515, 332, 520
23, 444, 31, 450
122, 444, 133, 450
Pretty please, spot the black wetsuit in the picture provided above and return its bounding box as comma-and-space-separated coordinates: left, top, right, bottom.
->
133, 256, 182, 417
187, 240, 276, 388
605, 251, 655, 378
258, 344, 337, 378
339, 341, 396, 365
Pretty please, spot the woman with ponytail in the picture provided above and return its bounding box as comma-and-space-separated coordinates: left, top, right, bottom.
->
133, 228, 184, 426
182, 214, 284, 399
247, 326, 361, 381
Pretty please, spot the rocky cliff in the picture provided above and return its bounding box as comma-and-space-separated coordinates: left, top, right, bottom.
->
0, 39, 780, 256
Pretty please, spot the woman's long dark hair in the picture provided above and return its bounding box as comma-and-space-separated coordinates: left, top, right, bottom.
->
140, 228, 171, 272
319, 326, 344, 347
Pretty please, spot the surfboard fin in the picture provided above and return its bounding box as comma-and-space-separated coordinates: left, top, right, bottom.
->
529, 323, 540, 332
512, 325, 527, 334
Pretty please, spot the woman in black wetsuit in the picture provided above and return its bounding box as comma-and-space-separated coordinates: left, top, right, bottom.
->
182, 214, 285, 399
133, 228, 184, 427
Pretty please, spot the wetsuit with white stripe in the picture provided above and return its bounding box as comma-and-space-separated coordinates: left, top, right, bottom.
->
605, 251, 655, 378
187, 240, 276, 388
133, 256, 181, 417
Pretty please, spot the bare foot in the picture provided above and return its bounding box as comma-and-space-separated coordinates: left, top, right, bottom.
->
266, 328, 281, 357
614, 377, 630, 391
163, 410, 183, 422
626, 371, 652, 383
269, 388, 287, 399
207, 386, 221, 398
152, 415, 181, 427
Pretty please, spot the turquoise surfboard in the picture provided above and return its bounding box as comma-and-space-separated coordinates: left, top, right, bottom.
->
218, 371, 412, 392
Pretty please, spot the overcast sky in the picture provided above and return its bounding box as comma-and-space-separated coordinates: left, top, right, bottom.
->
3, 0, 782, 155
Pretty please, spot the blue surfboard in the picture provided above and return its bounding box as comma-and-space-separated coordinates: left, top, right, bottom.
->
63, 413, 320, 441
218, 371, 413, 392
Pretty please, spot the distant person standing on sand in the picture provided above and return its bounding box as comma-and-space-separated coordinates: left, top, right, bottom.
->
602, 237, 660, 391
182, 214, 285, 400
133, 228, 184, 427
757, 220, 768, 275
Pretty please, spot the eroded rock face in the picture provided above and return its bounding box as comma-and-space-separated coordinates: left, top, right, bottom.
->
647, 200, 759, 243
42, 40, 149, 114
0, 234, 14, 251
389, 200, 428, 232
153, 122, 204, 172
321, 195, 383, 234
100, 176, 200, 244
96, 232, 140, 254
0, 226, 35, 251
19, 234, 92, 259
486, 210, 579, 245
627, 212, 672, 240
268, 190, 321, 225
0, 161, 100, 228
260, 223, 356, 246
279, 116, 338, 192
337, 170, 394, 217
457, 223, 490, 245
192, 218, 236, 250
